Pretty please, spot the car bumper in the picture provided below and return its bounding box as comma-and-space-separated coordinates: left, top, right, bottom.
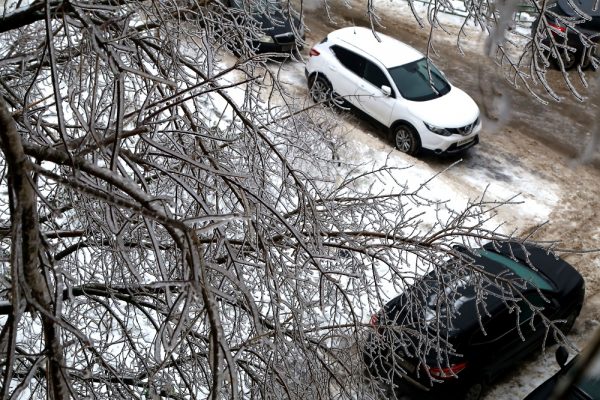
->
421, 122, 481, 154
443, 134, 480, 154
364, 338, 471, 400
253, 38, 302, 53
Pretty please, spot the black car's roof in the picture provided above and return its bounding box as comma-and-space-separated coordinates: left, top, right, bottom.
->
383, 243, 572, 339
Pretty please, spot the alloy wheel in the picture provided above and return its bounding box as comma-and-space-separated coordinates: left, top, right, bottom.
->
310, 78, 331, 103
395, 128, 414, 153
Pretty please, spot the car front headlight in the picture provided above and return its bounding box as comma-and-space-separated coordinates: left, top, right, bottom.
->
258, 34, 275, 44
424, 122, 452, 136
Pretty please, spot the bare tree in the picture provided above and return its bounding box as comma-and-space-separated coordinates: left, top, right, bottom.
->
0, 0, 586, 399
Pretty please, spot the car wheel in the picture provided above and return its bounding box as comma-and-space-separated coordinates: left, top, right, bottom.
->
464, 382, 485, 400
393, 124, 420, 155
309, 76, 345, 107
560, 311, 578, 335
553, 46, 581, 71
581, 45, 597, 70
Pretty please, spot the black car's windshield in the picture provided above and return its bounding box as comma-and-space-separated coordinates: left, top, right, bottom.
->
475, 249, 555, 291
387, 58, 451, 102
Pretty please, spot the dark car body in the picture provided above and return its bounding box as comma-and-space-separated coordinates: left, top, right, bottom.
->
533, 0, 600, 69
364, 241, 585, 400
525, 348, 600, 400
227, 0, 304, 53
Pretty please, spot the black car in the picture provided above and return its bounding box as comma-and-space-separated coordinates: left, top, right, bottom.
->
227, 0, 304, 53
364, 241, 585, 400
525, 347, 600, 399
532, 0, 600, 69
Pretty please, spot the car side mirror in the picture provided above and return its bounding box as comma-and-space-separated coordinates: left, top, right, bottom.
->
381, 85, 391, 97
556, 346, 569, 369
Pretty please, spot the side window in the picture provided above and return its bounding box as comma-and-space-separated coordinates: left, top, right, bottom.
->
363, 61, 393, 95
330, 45, 367, 76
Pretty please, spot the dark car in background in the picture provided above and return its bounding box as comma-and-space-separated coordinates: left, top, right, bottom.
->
525, 346, 600, 400
533, 0, 600, 69
227, 0, 304, 53
364, 241, 585, 400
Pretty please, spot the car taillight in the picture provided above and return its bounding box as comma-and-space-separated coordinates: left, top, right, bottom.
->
309, 47, 320, 57
549, 22, 566, 33
427, 362, 468, 380
369, 313, 379, 328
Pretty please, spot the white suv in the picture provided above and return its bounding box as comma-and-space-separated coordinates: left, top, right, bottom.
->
305, 27, 481, 155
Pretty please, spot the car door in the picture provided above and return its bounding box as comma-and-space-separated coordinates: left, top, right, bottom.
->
328, 45, 367, 108
355, 59, 397, 126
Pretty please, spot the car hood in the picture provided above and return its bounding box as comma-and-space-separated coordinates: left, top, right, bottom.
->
407, 87, 479, 128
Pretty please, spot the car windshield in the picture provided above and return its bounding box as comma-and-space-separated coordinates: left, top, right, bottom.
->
475, 249, 555, 291
387, 58, 451, 101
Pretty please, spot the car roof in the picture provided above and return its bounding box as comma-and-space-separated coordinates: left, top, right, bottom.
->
327, 26, 423, 68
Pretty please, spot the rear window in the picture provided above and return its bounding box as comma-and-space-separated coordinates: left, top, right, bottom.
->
476, 249, 555, 291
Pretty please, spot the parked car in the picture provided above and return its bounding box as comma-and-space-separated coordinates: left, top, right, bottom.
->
525, 346, 600, 399
305, 27, 481, 156
226, 0, 304, 53
532, 0, 600, 70
364, 241, 585, 400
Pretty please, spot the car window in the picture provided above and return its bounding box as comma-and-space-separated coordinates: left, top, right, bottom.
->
330, 45, 367, 76
476, 249, 555, 292
363, 61, 395, 96
387, 58, 450, 102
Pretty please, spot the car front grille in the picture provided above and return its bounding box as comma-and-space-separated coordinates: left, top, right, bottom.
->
274, 33, 295, 45
448, 118, 479, 136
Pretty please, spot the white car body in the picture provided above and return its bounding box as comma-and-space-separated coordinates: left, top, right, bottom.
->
305, 27, 481, 155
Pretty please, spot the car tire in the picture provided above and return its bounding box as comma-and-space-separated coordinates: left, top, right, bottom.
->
393, 124, 421, 155
553, 46, 581, 71
309, 75, 345, 108
581, 45, 597, 70
560, 311, 578, 335
464, 382, 485, 400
